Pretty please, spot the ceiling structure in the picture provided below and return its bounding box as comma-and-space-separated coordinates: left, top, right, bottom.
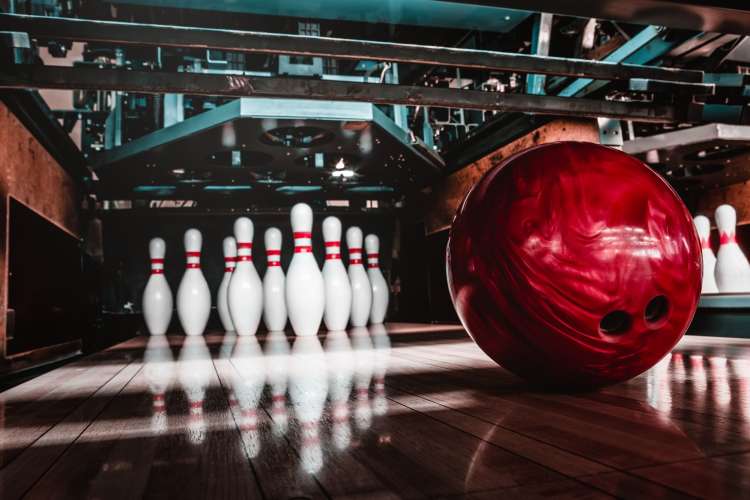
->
92, 97, 442, 203
1, 0, 750, 209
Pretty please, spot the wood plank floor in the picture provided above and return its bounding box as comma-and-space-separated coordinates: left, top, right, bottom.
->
1, 323, 749, 499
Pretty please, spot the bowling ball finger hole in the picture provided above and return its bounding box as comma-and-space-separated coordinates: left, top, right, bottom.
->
644, 295, 670, 326
599, 311, 632, 335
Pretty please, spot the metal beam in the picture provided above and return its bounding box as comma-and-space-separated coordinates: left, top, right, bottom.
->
629, 78, 716, 96
559, 26, 693, 98
0, 65, 679, 123
0, 13, 704, 83
623, 123, 750, 155
526, 13, 553, 95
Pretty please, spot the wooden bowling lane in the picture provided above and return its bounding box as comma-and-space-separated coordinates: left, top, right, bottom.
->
1, 325, 750, 498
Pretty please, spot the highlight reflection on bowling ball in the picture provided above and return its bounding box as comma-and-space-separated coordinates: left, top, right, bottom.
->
447, 142, 701, 389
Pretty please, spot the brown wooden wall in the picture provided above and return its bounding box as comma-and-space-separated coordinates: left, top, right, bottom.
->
694, 181, 750, 226
424, 118, 600, 234
0, 101, 80, 359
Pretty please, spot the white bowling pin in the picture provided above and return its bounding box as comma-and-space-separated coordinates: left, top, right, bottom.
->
347, 227, 372, 327
228, 217, 263, 336
322, 217, 352, 331
286, 203, 325, 336
694, 216, 718, 294
263, 227, 287, 332
217, 236, 237, 332
365, 234, 389, 324
715, 204, 750, 293
143, 237, 173, 335
176, 229, 211, 336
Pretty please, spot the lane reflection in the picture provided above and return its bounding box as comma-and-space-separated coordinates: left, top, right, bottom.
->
141, 326, 392, 473
351, 326, 374, 431
265, 331, 290, 436
325, 330, 353, 450
143, 335, 175, 432
231, 335, 265, 457
177, 336, 212, 445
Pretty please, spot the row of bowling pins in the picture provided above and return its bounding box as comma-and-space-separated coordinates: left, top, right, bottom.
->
143, 203, 390, 336
694, 203, 750, 293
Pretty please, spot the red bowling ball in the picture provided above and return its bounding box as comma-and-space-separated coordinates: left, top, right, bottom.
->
447, 141, 702, 389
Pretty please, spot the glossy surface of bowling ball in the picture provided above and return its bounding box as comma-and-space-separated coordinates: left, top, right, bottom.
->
447, 142, 701, 389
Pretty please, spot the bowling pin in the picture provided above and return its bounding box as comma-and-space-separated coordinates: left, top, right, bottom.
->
693, 216, 718, 294
217, 236, 237, 332
322, 217, 352, 331
142, 237, 173, 335
347, 227, 372, 327
365, 234, 389, 324
263, 227, 287, 332
286, 203, 325, 336
228, 217, 263, 336
176, 229, 211, 336
715, 204, 750, 293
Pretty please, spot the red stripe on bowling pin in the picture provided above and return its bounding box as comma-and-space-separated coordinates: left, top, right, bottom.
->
186, 251, 201, 269
267, 249, 281, 267
366, 252, 379, 269
720, 232, 737, 245
325, 240, 341, 260
294, 231, 313, 253
150, 258, 165, 274
349, 246, 363, 265
237, 242, 253, 262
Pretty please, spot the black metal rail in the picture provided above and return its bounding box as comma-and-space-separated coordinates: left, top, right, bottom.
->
0, 65, 679, 123
0, 13, 704, 83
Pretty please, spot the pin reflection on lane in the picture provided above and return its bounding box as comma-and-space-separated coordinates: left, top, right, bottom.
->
325, 330, 353, 450
264, 330, 291, 436
371, 323, 392, 416
177, 335, 212, 445
143, 335, 175, 432
230, 335, 266, 457
351, 326, 375, 431
165, 326, 392, 474
289, 336, 327, 474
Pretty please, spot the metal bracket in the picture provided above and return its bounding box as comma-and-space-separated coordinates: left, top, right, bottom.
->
598, 118, 623, 149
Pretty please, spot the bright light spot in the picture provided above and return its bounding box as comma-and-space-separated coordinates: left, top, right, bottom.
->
332, 169, 354, 178
335, 158, 346, 170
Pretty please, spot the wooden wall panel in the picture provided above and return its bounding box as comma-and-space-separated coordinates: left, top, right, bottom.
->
424, 118, 600, 234
694, 181, 750, 226
0, 101, 80, 360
